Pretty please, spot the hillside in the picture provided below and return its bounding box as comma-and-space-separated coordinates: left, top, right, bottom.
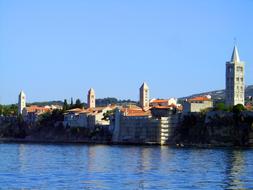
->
26, 98, 137, 107
180, 85, 253, 101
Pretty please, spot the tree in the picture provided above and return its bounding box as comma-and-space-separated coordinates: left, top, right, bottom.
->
75, 99, 83, 109
63, 99, 68, 111
0, 105, 3, 115
70, 97, 73, 106
213, 102, 228, 111
103, 109, 116, 121
232, 104, 246, 114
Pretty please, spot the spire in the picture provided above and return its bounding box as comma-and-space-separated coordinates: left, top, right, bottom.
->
88, 88, 95, 93
19, 90, 25, 97
231, 45, 240, 63
141, 82, 149, 89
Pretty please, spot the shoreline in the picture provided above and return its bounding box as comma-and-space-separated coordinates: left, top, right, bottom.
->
1, 137, 252, 148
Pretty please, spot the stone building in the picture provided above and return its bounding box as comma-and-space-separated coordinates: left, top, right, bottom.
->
64, 88, 115, 128
18, 91, 26, 115
63, 106, 115, 129
87, 88, 96, 108
225, 46, 245, 106
23, 105, 50, 123
183, 96, 213, 113
111, 106, 179, 145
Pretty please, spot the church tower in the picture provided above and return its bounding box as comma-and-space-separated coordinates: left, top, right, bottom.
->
87, 88, 96, 108
139, 82, 149, 110
18, 91, 26, 115
225, 46, 245, 106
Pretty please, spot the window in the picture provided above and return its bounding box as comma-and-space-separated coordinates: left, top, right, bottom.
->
241, 78, 243, 82
236, 77, 239, 82
236, 66, 243, 72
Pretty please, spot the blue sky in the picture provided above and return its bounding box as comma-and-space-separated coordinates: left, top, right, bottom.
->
1, 0, 253, 104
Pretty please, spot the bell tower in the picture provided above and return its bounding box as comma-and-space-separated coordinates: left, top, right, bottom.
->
18, 91, 26, 115
225, 46, 245, 106
87, 88, 96, 108
139, 82, 149, 110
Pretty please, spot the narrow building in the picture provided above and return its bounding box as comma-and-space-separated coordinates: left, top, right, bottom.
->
139, 82, 149, 110
87, 88, 96, 108
18, 91, 26, 115
225, 46, 245, 106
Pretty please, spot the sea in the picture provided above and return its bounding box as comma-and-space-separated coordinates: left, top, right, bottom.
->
0, 143, 252, 190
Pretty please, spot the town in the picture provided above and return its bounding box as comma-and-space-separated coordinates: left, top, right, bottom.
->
1, 45, 253, 146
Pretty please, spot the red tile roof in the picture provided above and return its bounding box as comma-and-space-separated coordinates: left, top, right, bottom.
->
188, 96, 211, 102
150, 99, 168, 103
121, 108, 151, 117
26, 105, 50, 113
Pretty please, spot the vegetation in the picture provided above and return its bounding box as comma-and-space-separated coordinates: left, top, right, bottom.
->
103, 109, 116, 121
96, 97, 136, 107
26, 101, 63, 107
0, 104, 18, 116
62, 98, 84, 111
39, 109, 64, 126
232, 104, 246, 114
174, 102, 253, 146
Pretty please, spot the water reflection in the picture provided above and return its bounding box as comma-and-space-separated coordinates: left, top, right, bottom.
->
224, 150, 247, 190
0, 144, 253, 190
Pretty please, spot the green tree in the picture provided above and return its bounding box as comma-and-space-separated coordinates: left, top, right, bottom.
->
0, 105, 3, 115
103, 109, 116, 121
232, 104, 246, 114
213, 102, 228, 111
63, 99, 68, 111
75, 99, 83, 109
70, 98, 74, 106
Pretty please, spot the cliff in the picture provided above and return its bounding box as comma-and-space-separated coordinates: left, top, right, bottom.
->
173, 111, 253, 147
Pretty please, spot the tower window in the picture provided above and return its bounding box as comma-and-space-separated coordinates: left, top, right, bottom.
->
236, 66, 243, 72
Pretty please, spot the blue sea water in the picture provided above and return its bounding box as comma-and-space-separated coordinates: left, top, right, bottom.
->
0, 143, 252, 190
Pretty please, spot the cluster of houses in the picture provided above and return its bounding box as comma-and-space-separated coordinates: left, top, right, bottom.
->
18, 91, 62, 123
18, 81, 213, 144
16, 45, 249, 144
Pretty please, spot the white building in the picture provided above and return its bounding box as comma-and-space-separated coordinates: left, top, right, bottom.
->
225, 46, 245, 106
150, 98, 178, 107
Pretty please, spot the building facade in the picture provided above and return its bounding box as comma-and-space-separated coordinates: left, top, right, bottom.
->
63, 106, 115, 128
139, 82, 149, 110
183, 96, 213, 113
150, 98, 179, 107
225, 46, 245, 106
18, 91, 26, 115
112, 107, 179, 145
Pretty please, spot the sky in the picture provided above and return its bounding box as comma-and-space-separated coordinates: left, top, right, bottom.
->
0, 0, 253, 104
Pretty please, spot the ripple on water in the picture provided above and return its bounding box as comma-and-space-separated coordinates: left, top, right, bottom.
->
0, 144, 252, 189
